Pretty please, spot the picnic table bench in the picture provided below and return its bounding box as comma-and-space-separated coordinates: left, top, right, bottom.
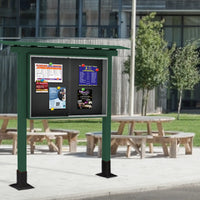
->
50, 129, 79, 152
86, 132, 153, 158
6, 131, 66, 154
153, 131, 195, 158
134, 130, 195, 158
6, 129, 79, 155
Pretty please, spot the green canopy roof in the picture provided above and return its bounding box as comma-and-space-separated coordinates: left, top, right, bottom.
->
0, 40, 129, 50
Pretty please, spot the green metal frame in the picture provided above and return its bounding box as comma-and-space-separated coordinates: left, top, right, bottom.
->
0, 40, 128, 188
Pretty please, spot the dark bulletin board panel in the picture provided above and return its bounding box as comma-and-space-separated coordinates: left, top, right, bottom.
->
29, 56, 107, 118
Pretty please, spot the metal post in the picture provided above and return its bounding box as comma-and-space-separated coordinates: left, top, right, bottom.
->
129, 0, 136, 116
56, 0, 60, 37
10, 51, 34, 190
97, 56, 117, 178
118, 0, 122, 38
78, 0, 83, 37
35, 0, 40, 37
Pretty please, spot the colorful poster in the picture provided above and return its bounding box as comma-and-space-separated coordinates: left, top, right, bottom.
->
35, 63, 63, 83
77, 89, 92, 109
49, 87, 66, 110
79, 65, 98, 86
36, 80, 48, 93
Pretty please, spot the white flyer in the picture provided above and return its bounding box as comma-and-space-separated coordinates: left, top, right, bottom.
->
35, 63, 63, 82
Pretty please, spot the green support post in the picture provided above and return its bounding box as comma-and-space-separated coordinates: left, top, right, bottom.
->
10, 50, 34, 190
97, 56, 117, 178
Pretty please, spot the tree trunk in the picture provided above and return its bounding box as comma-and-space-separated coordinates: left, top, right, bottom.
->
141, 89, 145, 116
177, 90, 183, 120
144, 90, 149, 116
141, 89, 149, 116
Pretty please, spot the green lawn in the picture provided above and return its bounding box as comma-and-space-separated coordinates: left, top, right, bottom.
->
1, 113, 200, 146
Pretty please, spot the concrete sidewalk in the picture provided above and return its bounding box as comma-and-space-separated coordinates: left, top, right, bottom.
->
0, 145, 200, 200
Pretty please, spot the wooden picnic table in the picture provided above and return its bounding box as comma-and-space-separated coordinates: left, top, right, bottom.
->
0, 114, 18, 133
111, 116, 176, 154
111, 116, 175, 136
85, 116, 194, 158
0, 114, 79, 154
0, 113, 49, 132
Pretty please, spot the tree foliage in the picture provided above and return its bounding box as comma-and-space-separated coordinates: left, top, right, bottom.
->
170, 42, 200, 119
124, 12, 174, 115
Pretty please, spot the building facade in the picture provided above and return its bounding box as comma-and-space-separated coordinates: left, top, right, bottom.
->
1, 0, 200, 114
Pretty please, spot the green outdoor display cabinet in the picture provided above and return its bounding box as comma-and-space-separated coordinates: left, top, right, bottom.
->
0, 40, 127, 190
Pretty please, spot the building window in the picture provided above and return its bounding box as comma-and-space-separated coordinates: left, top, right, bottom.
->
164, 16, 181, 26
60, 27, 77, 37
83, 0, 99, 26
82, 0, 99, 37
39, 0, 58, 37
183, 27, 200, 45
163, 16, 182, 47
40, 0, 58, 26
164, 27, 181, 47
183, 16, 200, 45
60, 0, 77, 37
2, 1, 200, 41
20, 0, 36, 37
100, 0, 118, 38
0, 0, 19, 37
184, 16, 200, 25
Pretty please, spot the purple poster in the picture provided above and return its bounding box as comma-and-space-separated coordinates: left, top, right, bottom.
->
79, 65, 98, 86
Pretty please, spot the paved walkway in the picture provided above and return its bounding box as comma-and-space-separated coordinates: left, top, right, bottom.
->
0, 145, 200, 200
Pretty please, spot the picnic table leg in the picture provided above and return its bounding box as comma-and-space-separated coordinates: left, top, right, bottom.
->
162, 142, 169, 156
42, 120, 53, 151
156, 122, 169, 156
86, 135, 96, 155
111, 122, 125, 154
12, 135, 18, 155
30, 140, 35, 154
170, 138, 177, 158
128, 138, 144, 158
126, 144, 132, 158
117, 122, 126, 135
56, 136, 63, 155
0, 119, 10, 145
45, 136, 58, 152
140, 138, 146, 159
97, 138, 102, 157
1, 119, 9, 133
184, 137, 193, 155
68, 133, 77, 152
29, 120, 34, 132
42, 120, 50, 132
128, 122, 135, 135
156, 122, 165, 136
147, 122, 153, 153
